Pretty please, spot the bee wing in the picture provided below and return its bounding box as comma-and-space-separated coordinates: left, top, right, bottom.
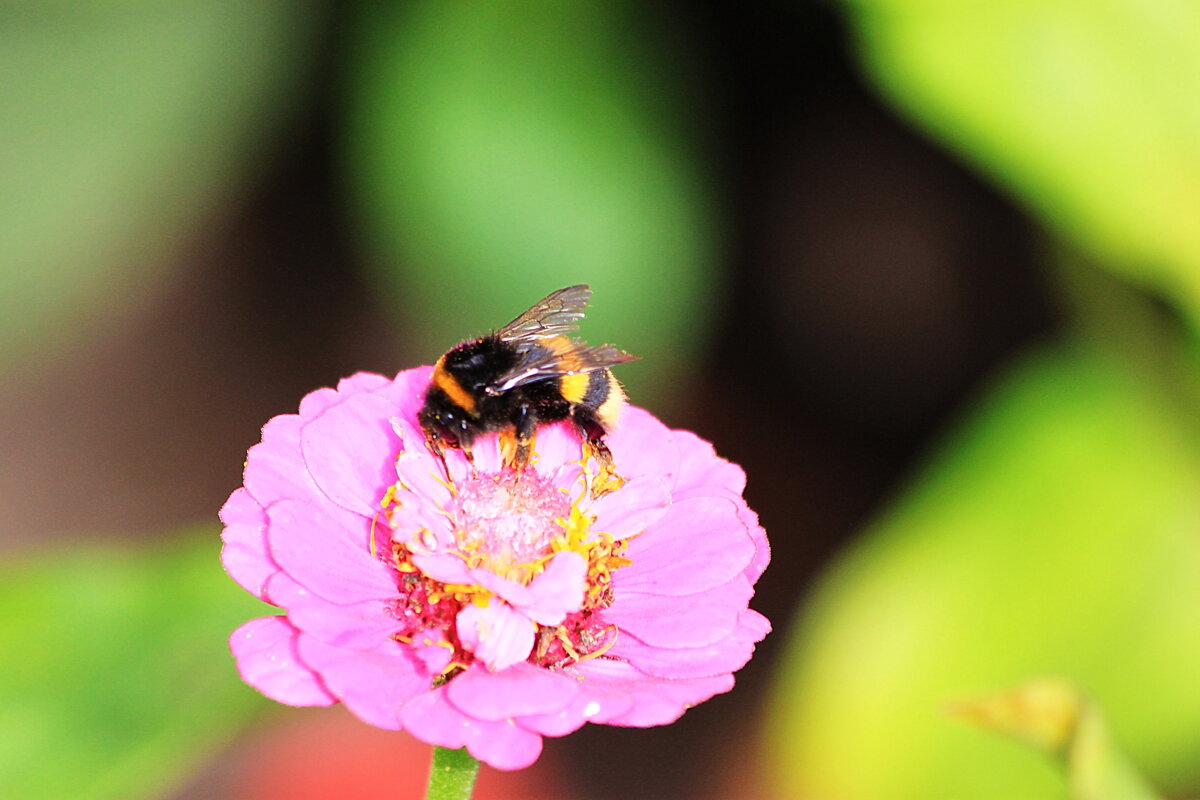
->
497, 285, 592, 343
489, 342, 639, 395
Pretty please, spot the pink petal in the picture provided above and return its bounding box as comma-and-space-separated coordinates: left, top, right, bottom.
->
573, 658, 734, 727
297, 634, 427, 730
605, 407, 680, 484
512, 707, 591, 737
297, 387, 342, 419
589, 475, 671, 539
462, 720, 543, 771
546, 460, 586, 495
671, 429, 746, 495
399, 689, 544, 770
460, 433, 506, 475
737, 499, 771, 584
439, 445, 480, 485
409, 633, 455, 675
523, 552, 586, 624
446, 662, 578, 721
739, 608, 772, 641
230, 617, 335, 706
412, 421, 506, 481
388, 425, 459, 552
457, 600, 536, 671
337, 372, 391, 395
220, 488, 277, 602
411, 552, 475, 585
611, 608, 771, 679
398, 688, 470, 749
265, 499, 398, 604
267, 572, 404, 650
668, 487, 768, 585
391, 424, 454, 510
472, 552, 586, 625
373, 365, 436, 423
243, 414, 323, 509
515, 679, 635, 735
301, 392, 402, 517
616, 495, 755, 596
526, 420, 584, 469
607, 577, 752, 648
393, 502, 457, 550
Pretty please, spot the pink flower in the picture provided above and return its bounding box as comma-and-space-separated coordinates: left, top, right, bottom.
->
222, 366, 770, 770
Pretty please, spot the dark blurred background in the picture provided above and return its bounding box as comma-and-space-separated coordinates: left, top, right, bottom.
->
6, 2, 1198, 799
0, 2, 1051, 589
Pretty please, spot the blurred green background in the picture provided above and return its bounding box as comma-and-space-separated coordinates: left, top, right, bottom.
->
2, 2, 1197, 798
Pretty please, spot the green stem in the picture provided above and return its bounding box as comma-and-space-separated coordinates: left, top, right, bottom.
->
424, 746, 480, 800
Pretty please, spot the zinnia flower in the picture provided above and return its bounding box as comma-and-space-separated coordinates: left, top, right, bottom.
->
222, 366, 770, 770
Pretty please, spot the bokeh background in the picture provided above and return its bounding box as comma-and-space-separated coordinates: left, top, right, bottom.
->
3, 2, 1199, 798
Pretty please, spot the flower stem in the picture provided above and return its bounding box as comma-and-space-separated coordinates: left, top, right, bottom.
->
424, 746, 480, 800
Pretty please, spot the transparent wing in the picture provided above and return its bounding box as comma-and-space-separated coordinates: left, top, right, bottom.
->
488, 342, 639, 395
496, 285, 592, 343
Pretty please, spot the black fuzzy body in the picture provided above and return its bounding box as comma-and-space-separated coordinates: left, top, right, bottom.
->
419, 335, 585, 458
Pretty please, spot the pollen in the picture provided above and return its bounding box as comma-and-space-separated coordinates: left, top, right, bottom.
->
453, 470, 571, 577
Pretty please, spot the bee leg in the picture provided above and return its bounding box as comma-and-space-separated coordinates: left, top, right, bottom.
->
432, 448, 452, 481
572, 409, 625, 497
459, 440, 477, 476
513, 435, 535, 471
506, 406, 537, 471
426, 425, 474, 480
498, 430, 518, 468
572, 409, 610, 462
423, 429, 454, 482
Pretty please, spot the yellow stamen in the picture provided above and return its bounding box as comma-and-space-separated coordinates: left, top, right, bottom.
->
574, 626, 619, 663
380, 484, 398, 508
557, 629, 584, 663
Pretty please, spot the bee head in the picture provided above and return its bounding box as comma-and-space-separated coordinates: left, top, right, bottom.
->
418, 389, 470, 446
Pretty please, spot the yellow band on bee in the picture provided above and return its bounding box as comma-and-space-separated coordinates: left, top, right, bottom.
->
596, 372, 626, 429
560, 372, 590, 404
432, 360, 478, 415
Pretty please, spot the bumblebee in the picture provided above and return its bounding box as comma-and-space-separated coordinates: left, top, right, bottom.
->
418, 285, 636, 479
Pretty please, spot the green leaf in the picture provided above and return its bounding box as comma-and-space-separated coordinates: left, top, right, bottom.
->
766, 346, 1200, 799
841, 0, 1200, 327
954, 678, 1163, 800
0, 533, 271, 800
343, 0, 719, 402
0, 2, 319, 367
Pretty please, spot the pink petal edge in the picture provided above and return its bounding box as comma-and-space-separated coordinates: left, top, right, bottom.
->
230, 617, 335, 707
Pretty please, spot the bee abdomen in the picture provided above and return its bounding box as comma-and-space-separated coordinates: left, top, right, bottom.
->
587, 369, 626, 429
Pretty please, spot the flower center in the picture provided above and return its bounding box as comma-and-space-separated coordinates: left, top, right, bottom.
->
453, 470, 570, 579
383, 446, 635, 678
